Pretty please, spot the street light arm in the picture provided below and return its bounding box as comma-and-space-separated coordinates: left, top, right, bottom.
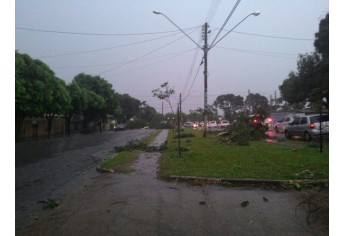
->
209, 11, 260, 49
153, 10, 203, 50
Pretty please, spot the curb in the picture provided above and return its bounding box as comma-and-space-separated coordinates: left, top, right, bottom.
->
168, 175, 328, 186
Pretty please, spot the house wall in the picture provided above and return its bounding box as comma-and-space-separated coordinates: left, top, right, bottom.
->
20, 117, 65, 139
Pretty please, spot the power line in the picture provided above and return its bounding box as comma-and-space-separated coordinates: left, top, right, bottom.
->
182, 59, 203, 102
181, 25, 203, 95
205, 0, 222, 24
210, 0, 241, 47
38, 30, 196, 59
215, 46, 298, 58
105, 48, 197, 78
214, 28, 314, 41
55, 48, 196, 69
99, 32, 196, 75
15, 26, 200, 36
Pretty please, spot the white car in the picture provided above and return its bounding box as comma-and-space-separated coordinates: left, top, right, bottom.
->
219, 120, 230, 129
207, 121, 218, 129
275, 116, 296, 133
184, 122, 193, 128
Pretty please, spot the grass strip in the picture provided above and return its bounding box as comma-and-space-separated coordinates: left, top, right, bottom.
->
158, 129, 329, 180
99, 130, 161, 172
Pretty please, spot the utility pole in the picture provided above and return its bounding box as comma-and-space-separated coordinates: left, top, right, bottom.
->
178, 93, 182, 157
153, 10, 260, 138
203, 23, 209, 138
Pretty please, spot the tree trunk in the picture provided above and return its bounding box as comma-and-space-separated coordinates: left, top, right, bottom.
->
46, 115, 54, 138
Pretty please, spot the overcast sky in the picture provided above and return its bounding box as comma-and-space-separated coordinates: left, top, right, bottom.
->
15, 0, 329, 114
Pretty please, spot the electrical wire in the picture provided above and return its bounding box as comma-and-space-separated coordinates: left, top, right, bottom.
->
105, 48, 197, 78
214, 28, 314, 41
15, 26, 200, 36
215, 46, 298, 58
209, 0, 241, 47
181, 24, 203, 95
99, 31, 197, 75
182, 58, 203, 102
55, 48, 196, 69
38, 29, 196, 59
205, 0, 222, 24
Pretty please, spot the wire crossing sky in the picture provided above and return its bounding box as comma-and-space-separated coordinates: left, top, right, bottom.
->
15, 0, 329, 114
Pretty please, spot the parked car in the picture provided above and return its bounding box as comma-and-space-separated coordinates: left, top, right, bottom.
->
184, 122, 193, 128
114, 123, 126, 131
207, 120, 218, 129
264, 113, 286, 131
192, 122, 199, 128
285, 114, 329, 141
275, 115, 296, 133
219, 120, 230, 129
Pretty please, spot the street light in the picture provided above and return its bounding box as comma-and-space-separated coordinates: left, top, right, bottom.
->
210, 11, 260, 49
153, 10, 259, 137
153, 11, 202, 50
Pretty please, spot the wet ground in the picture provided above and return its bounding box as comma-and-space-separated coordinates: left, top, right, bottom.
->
16, 129, 328, 235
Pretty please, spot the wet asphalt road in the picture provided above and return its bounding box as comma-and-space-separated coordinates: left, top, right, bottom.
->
15, 129, 155, 234
16, 129, 326, 235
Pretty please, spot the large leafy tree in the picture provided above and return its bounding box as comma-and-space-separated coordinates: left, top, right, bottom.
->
15, 51, 71, 138
117, 93, 141, 123
213, 94, 244, 120
42, 76, 71, 137
245, 93, 269, 115
73, 73, 117, 130
65, 81, 88, 136
279, 13, 329, 109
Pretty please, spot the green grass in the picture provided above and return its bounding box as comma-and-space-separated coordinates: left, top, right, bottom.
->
158, 129, 329, 180
99, 130, 161, 172
100, 150, 141, 173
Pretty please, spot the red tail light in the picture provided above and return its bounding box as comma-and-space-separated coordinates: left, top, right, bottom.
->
310, 123, 315, 129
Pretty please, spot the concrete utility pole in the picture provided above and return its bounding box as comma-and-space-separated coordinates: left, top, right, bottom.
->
153, 10, 260, 138
203, 23, 209, 138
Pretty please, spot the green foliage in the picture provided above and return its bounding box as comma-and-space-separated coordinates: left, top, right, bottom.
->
245, 93, 269, 115
15, 51, 72, 138
213, 94, 244, 120
116, 93, 141, 123
100, 131, 163, 171
152, 81, 175, 114
37, 199, 59, 209
72, 73, 119, 128
175, 133, 195, 139
279, 13, 329, 109
218, 116, 265, 146
114, 139, 167, 153
100, 151, 140, 173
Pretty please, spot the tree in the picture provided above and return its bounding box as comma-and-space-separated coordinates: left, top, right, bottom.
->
65, 81, 88, 136
279, 13, 329, 109
152, 82, 175, 114
117, 93, 141, 123
42, 77, 71, 137
15, 51, 71, 138
186, 109, 203, 122
245, 93, 269, 115
73, 73, 118, 131
213, 94, 244, 120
